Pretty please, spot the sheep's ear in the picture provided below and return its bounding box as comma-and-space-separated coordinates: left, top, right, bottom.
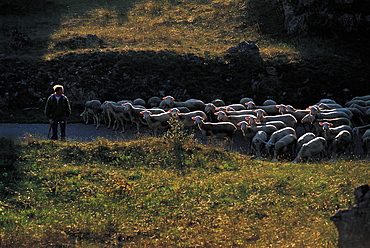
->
191, 117, 196, 120
237, 122, 242, 126
245, 117, 250, 120
140, 111, 145, 114
319, 122, 324, 126
276, 105, 280, 108
215, 107, 220, 110
329, 123, 333, 127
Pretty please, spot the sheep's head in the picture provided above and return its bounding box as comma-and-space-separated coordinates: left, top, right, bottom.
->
301, 114, 314, 124
237, 121, 248, 130
204, 103, 216, 113
245, 101, 256, 109
319, 122, 333, 130
192, 116, 203, 124
215, 111, 226, 121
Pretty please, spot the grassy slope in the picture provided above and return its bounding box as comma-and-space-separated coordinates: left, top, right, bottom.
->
1, 133, 368, 247
0, 0, 323, 61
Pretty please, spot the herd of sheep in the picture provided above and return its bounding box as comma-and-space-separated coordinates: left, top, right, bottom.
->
81, 95, 370, 163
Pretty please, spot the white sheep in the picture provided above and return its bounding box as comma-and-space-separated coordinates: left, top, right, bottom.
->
361, 129, 370, 159
237, 121, 278, 153
352, 95, 370, 102
215, 111, 255, 129
265, 127, 297, 148
296, 132, 316, 153
260, 114, 297, 128
122, 102, 146, 132
160, 96, 205, 111
245, 101, 280, 115
345, 99, 366, 107
246, 116, 287, 129
263, 99, 277, 106
353, 124, 370, 135
301, 114, 352, 135
168, 108, 207, 130
107, 103, 131, 133
251, 130, 268, 159
239, 97, 254, 105
100, 101, 116, 129
192, 116, 237, 147
211, 99, 225, 107
292, 137, 327, 163
365, 108, 370, 124
81, 100, 103, 129
123, 102, 165, 133
319, 122, 354, 155
309, 106, 351, 120
285, 105, 310, 123
226, 103, 246, 111
212, 103, 247, 111
204, 103, 219, 122
133, 98, 146, 107
271, 134, 297, 162
316, 98, 338, 105
317, 102, 343, 109
147, 96, 161, 108
331, 130, 352, 161
140, 110, 173, 136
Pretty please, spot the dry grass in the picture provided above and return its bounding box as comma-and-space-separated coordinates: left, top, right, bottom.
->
1, 0, 307, 62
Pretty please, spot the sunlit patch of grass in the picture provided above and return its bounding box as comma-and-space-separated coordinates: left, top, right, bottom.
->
44, 0, 269, 58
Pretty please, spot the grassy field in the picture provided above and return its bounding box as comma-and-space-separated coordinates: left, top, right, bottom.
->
0, 124, 369, 247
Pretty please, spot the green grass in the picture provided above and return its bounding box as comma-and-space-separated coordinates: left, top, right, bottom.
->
0, 128, 368, 247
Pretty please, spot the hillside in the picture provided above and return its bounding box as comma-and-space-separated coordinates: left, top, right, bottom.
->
1, 0, 369, 122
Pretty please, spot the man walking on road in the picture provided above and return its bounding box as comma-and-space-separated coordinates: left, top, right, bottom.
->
44, 85, 71, 141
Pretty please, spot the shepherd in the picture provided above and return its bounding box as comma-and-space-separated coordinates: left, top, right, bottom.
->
44, 85, 71, 141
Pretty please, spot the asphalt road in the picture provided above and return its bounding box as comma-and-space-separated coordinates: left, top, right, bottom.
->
0, 123, 122, 142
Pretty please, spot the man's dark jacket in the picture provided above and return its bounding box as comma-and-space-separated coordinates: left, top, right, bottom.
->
44, 94, 71, 119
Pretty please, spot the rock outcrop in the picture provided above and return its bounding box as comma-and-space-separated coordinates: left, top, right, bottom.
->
280, 0, 370, 38
330, 184, 370, 248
